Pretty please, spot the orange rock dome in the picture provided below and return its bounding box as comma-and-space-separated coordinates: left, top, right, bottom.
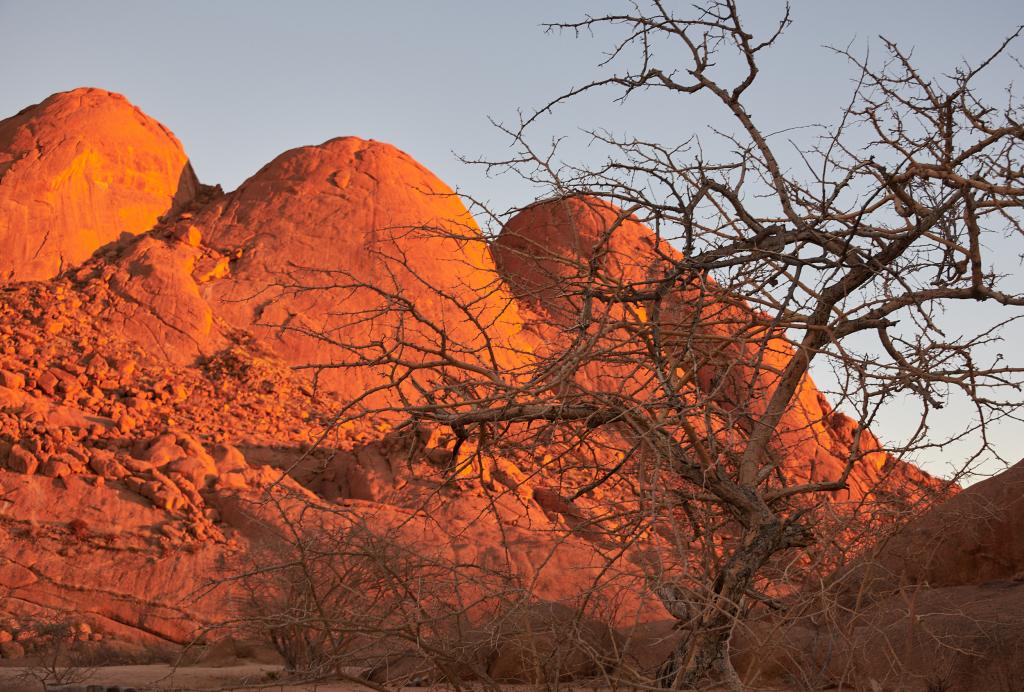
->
494, 196, 939, 501
0, 87, 197, 282
196, 136, 527, 402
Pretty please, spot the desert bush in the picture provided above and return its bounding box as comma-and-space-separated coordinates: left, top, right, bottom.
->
16, 615, 102, 690
230, 498, 639, 689
233, 505, 491, 687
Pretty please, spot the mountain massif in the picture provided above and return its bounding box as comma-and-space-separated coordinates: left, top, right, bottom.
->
0, 88, 1019, 690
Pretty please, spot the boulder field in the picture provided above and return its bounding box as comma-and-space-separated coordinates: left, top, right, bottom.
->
0, 88, 1012, 688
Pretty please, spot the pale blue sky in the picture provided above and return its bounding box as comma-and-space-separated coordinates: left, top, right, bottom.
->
1, 1, 1022, 479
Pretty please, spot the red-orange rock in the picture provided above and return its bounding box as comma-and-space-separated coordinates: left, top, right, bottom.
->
0, 641, 25, 660
740, 460, 1024, 691
96, 235, 225, 364
494, 196, 937, 501
166, 455, 218, 489
211, 444, 247, 473
39, 455, 73, 478
494, 196, 663, 322
6, 445, 38, 475
841, 458, 1024, 595
197, 136, 527, 403
0, 87, 197, 282
0, 370, 24, 390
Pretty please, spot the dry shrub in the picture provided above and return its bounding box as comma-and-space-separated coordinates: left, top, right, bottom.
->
232, 504, 635, 688
16, 615, 103, 690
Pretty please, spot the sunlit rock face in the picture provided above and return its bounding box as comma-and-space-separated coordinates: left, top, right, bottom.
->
195, 136, 528, 403
0, 87, 197, 282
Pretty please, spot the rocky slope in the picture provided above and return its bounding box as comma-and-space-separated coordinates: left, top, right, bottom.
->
0, 259, 646, 673
0, 90, 660, 675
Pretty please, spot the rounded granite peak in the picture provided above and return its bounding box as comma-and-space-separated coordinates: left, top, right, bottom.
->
195, 133, 528, 402
0, 87, 198, 283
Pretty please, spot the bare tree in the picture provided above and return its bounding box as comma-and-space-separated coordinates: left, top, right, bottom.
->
237, 1, 1024, 688
460, 1, 1023, 685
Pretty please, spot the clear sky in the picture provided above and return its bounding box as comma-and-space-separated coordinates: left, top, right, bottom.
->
1, 1, 1022, 479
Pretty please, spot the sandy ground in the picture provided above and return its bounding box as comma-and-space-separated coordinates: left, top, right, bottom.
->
0, 664, 369, 691
0, 664, 625, 692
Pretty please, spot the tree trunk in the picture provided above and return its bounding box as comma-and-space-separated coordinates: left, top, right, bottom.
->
660, 518, 797, 689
